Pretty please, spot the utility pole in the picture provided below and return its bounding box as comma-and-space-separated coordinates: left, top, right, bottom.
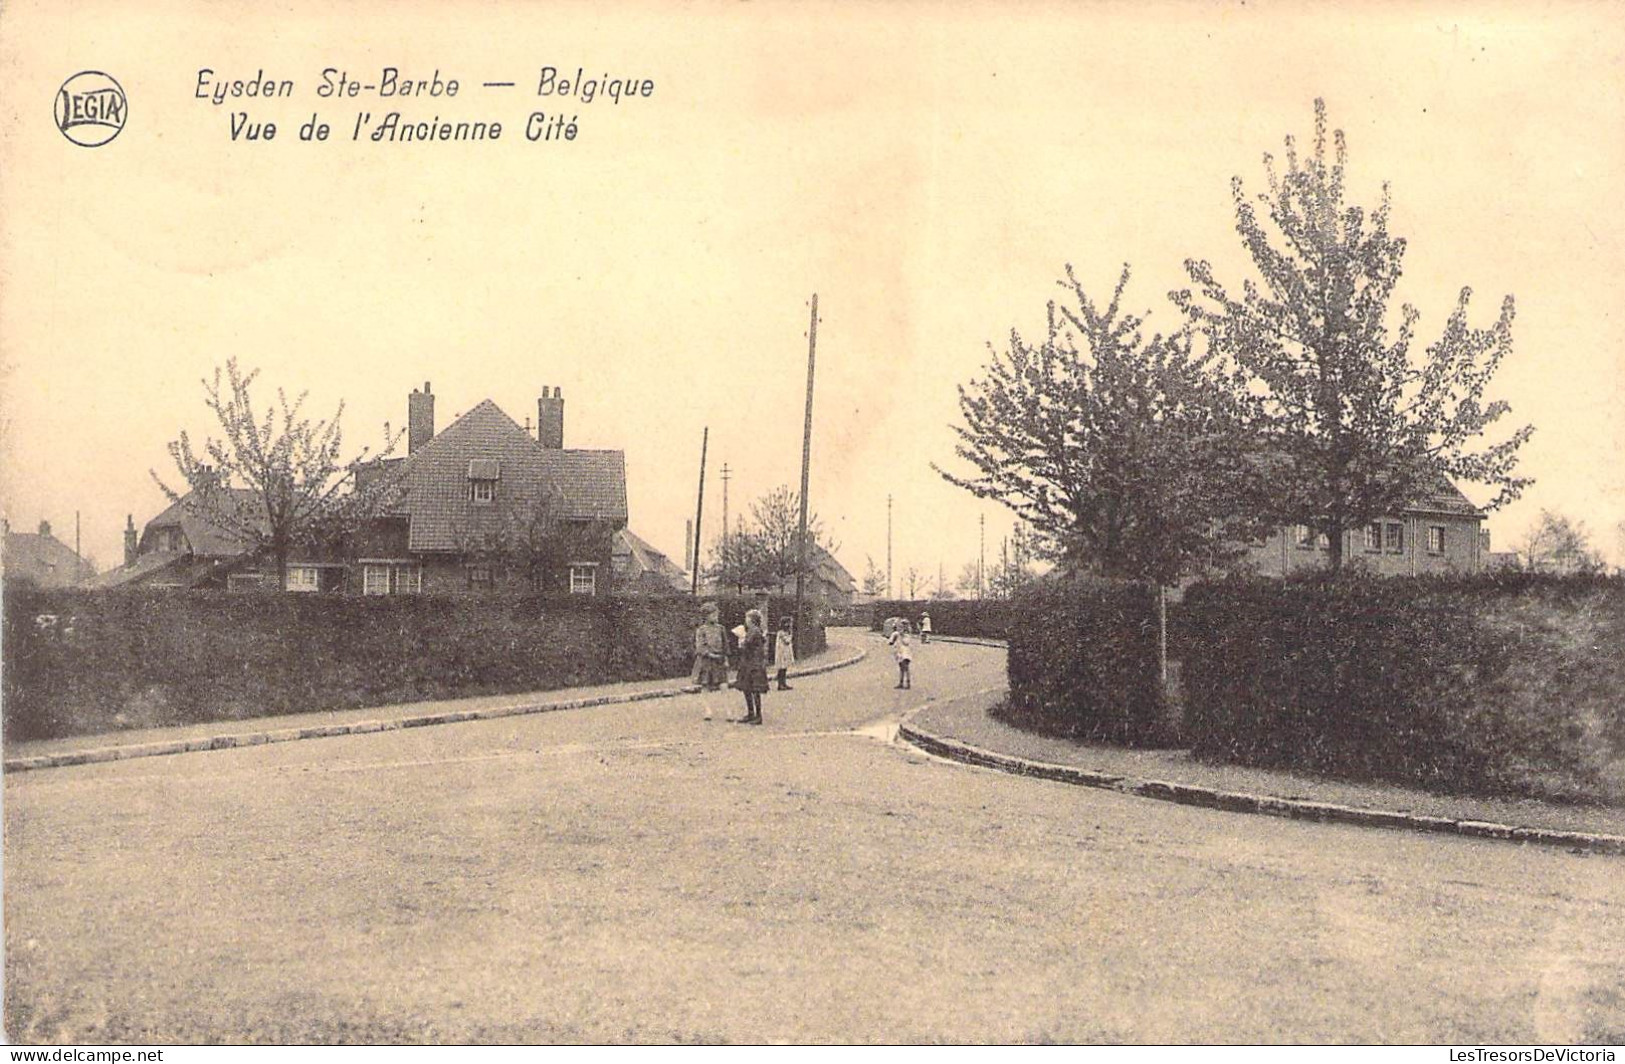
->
978, 513, 985, 600
887, 494, 893, 599
792, 294, 819, 651
691, 427, 708, 594
720, 462, 731, 557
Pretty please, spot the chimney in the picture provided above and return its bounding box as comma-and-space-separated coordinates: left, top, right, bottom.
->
124, 514, 139, 565
408, 381, 435, 455
38, 519, 51, 538
537, 386, 564, 449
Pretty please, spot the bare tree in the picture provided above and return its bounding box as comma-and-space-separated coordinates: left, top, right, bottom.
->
861, 555, 887, 597
153, 359, 401, 587
1516, 510, 1605, 574
900, 565, 925, 599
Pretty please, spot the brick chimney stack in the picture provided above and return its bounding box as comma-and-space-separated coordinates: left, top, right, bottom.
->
124, 514, 138, 566
38, 519, 51, 538
537, 387, 564, 449
408, 381, 435, 455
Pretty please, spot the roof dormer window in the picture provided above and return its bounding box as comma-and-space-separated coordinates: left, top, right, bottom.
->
468, 458, 500, 504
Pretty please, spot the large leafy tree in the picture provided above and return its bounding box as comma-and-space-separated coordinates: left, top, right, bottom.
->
939, 266, 1264, 585
153, 359, 402, 587
1174, 99, 1533, 569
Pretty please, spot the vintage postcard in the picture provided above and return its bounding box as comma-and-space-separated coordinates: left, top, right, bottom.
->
2, 0, 1623, 1049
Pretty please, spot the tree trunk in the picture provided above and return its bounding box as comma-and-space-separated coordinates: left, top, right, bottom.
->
1327, 520, 1345, 572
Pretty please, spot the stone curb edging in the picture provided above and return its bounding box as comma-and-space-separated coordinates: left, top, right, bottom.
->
864, 633, 1009, 648
897, 716, 1625, 858
4, 649, 869, 775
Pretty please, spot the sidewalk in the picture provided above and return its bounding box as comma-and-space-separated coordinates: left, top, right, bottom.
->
4, 632, 866, 773
905, 689, 1625, 854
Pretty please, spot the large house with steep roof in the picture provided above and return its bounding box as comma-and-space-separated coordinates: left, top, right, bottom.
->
95, 382, 630, 596
2, 519, 97, 587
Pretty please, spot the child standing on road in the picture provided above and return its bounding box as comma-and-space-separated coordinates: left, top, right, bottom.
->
692, 601, 728, 721
919, 611, 932, 644
888, 622, 913, 689
734, 609, 769, 724
774, 616, 795, 690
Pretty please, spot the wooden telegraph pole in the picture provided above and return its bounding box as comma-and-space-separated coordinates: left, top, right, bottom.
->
792, 294, 819, 651
691, 426, 709, 594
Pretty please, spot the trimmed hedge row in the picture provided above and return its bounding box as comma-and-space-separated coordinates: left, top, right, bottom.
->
1180, 573, 1625, 802
1001, 579, 1173, 745
2, 586, 824, 742
865, 599, 1019, 640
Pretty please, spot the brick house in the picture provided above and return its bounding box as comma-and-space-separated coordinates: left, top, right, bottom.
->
1, 519, 97, 587
347, 384, 626, 596
94, 383, 628, 596
1237, 478, 1490, 577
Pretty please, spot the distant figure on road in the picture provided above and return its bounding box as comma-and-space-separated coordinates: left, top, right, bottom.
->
733, 609, 769, 724
888, 623, 913, 690
774, 616, 795, 691
919, 612, 932, 644
693, 601, 728, 721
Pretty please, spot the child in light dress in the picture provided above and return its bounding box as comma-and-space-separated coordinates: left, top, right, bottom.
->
774, 616, 795, 690
887, 622, 913, 689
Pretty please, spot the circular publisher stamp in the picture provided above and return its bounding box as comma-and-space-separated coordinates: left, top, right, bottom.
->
55, 71, 127, 147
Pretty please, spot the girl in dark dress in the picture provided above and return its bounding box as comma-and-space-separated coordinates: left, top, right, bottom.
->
734, 609, 769, 724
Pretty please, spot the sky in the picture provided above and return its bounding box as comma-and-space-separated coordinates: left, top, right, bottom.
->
2, 0, 1622, 584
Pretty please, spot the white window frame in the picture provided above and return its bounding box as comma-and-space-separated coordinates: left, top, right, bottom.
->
1364, 524, 1382, 552
1385, 522, 1404, 553
285, 566, 321, 592
469, 479, 496, 504
363, 564, 391, 596
1427, 526, 1446, 554
569, 562, 598, 596
1294, 525, 1314, 549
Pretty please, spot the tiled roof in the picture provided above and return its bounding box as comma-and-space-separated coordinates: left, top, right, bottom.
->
82, 550, 187, 589
2, 531, 97, 586
144, 488, 267, 558
399, 400, 627, 552
614, 528, 689, 591
1402, 477, 1482, 518
810, 544, 855, 593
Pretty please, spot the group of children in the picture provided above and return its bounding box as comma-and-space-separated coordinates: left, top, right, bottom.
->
691, 602, 795, 725
693, 605, 932, 722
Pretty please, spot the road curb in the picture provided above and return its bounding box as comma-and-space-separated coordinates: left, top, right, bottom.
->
4, 649, 869, 775
897, 715, 1625, 858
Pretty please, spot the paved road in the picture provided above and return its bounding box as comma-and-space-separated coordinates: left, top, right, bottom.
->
5, 633, 1623, 1043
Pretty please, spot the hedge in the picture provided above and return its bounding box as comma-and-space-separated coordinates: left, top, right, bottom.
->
1180, 572, 1625, 802
711, 594, 828, 659
1000, 578, 1172, 745
865, 599, 1019, 640
2, 585, 824, 743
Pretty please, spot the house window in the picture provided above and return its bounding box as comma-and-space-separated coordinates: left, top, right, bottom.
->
1294, 525, 1314, 549
1427, 526, 1446, 554
1385, 523, 1404, 553
467, 458, 500, 504
467, 564, 493, 588
1365, 524, 1382, 551
569, 563, 598, 596
363, 563, 422, 595
285, 566, 320, 592
363, 564, 390, 596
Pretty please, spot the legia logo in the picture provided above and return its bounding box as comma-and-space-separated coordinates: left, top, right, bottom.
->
56, 71, 127, 147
